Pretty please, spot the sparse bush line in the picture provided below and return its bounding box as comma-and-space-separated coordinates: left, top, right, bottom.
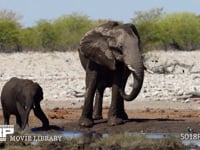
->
1, 8, 200, 53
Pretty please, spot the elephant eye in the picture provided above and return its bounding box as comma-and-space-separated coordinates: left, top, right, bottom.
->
119, 45, 123, 50
111, 46, 123, 54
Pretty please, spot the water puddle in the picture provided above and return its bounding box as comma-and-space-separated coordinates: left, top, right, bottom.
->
62, 131, 84, 138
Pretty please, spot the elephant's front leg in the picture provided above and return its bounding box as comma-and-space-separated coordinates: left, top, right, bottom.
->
117, 73, 130, 120
108, 91, 128, 122
108, 65, 125, 126
33, 103, 49, 129
79, 61, 98, 127
116, 95, 128, 120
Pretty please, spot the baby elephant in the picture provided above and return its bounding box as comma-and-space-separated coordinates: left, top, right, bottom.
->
1, 77, 49, 130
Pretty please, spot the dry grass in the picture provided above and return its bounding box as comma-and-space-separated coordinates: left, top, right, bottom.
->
1, 133, 187, 150
91, 133, 185, 150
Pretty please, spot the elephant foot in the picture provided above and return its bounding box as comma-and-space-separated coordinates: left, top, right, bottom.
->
14, 124, 22, 132
108, 117, 123, 126
79, 117, 94, 127
21, 124, 29, 131
42, 124, 50, 130
119, 111, 128, 120
93, 114, 103, 120
19, 125, 30, 133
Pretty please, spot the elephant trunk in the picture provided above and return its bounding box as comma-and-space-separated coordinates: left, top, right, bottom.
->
33, 103, 49, 129
21, 106, 32, 130
120, 42, 144, 101
120, 66, 144, 101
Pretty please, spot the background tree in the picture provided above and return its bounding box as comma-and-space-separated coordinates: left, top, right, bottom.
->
53, 13, 95, 51
132, 8, 165, 51
159, 12, 200, 50
1, 8, 200, 52
132, 8, 200, 51
0, 20, 21, 52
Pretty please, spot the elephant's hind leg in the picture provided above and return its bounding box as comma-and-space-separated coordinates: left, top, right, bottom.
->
2, 103, 10, 125
93, 86, 105, 120
108, 83, 124, 126
3, 110, 10, 125
79, 61, 98, 127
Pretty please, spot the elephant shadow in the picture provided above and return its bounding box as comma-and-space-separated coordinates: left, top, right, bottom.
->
31, 125, 64, 132
125, 118, 184, 123
92, 118, 184, 126
93, 119, 107, 125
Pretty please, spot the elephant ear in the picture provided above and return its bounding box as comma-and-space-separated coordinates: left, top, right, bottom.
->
33, 82, 43, 103
94, 21, 120, 49
124, 23, 141, 50
79, 21, 125, 70
13, 78, 26, 103
80, 29, 117, 70
94, 21, 119, 34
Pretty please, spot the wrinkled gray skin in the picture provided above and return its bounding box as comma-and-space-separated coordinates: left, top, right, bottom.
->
78, 21, 144, 127
1, 77, 49, 130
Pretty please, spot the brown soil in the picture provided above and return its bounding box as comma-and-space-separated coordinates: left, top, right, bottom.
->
2, 107, 200, 134
1, 107, 200, 149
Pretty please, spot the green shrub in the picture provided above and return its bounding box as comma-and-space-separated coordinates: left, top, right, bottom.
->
132, 8, 200, 51
0, 20, 21, 52
1, 8, 200, 52
52, 13, 95, 51
18, 27, 41, 51
132, 8, 164, 51
35, 20, 59, 51
159, 12, 200, 50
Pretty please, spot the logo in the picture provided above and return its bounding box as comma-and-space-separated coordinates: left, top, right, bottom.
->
0, 125, 62, 142
0, 125, 14, 141
180, 133, 200, 140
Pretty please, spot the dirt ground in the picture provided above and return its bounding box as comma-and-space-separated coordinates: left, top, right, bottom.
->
45, 107, 200, 133
1, 104, 200, 134
1, 101, 200, 149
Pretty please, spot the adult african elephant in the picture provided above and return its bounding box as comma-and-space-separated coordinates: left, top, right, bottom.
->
1, 77, 49, 130
78, 21, 144, 127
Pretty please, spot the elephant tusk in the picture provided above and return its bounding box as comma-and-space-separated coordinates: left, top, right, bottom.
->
145, 68, 154, 74
143, 65, 154, 74
127, 65, 136, 72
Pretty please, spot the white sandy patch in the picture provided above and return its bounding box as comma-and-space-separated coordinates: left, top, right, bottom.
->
0, 50, 200, 109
